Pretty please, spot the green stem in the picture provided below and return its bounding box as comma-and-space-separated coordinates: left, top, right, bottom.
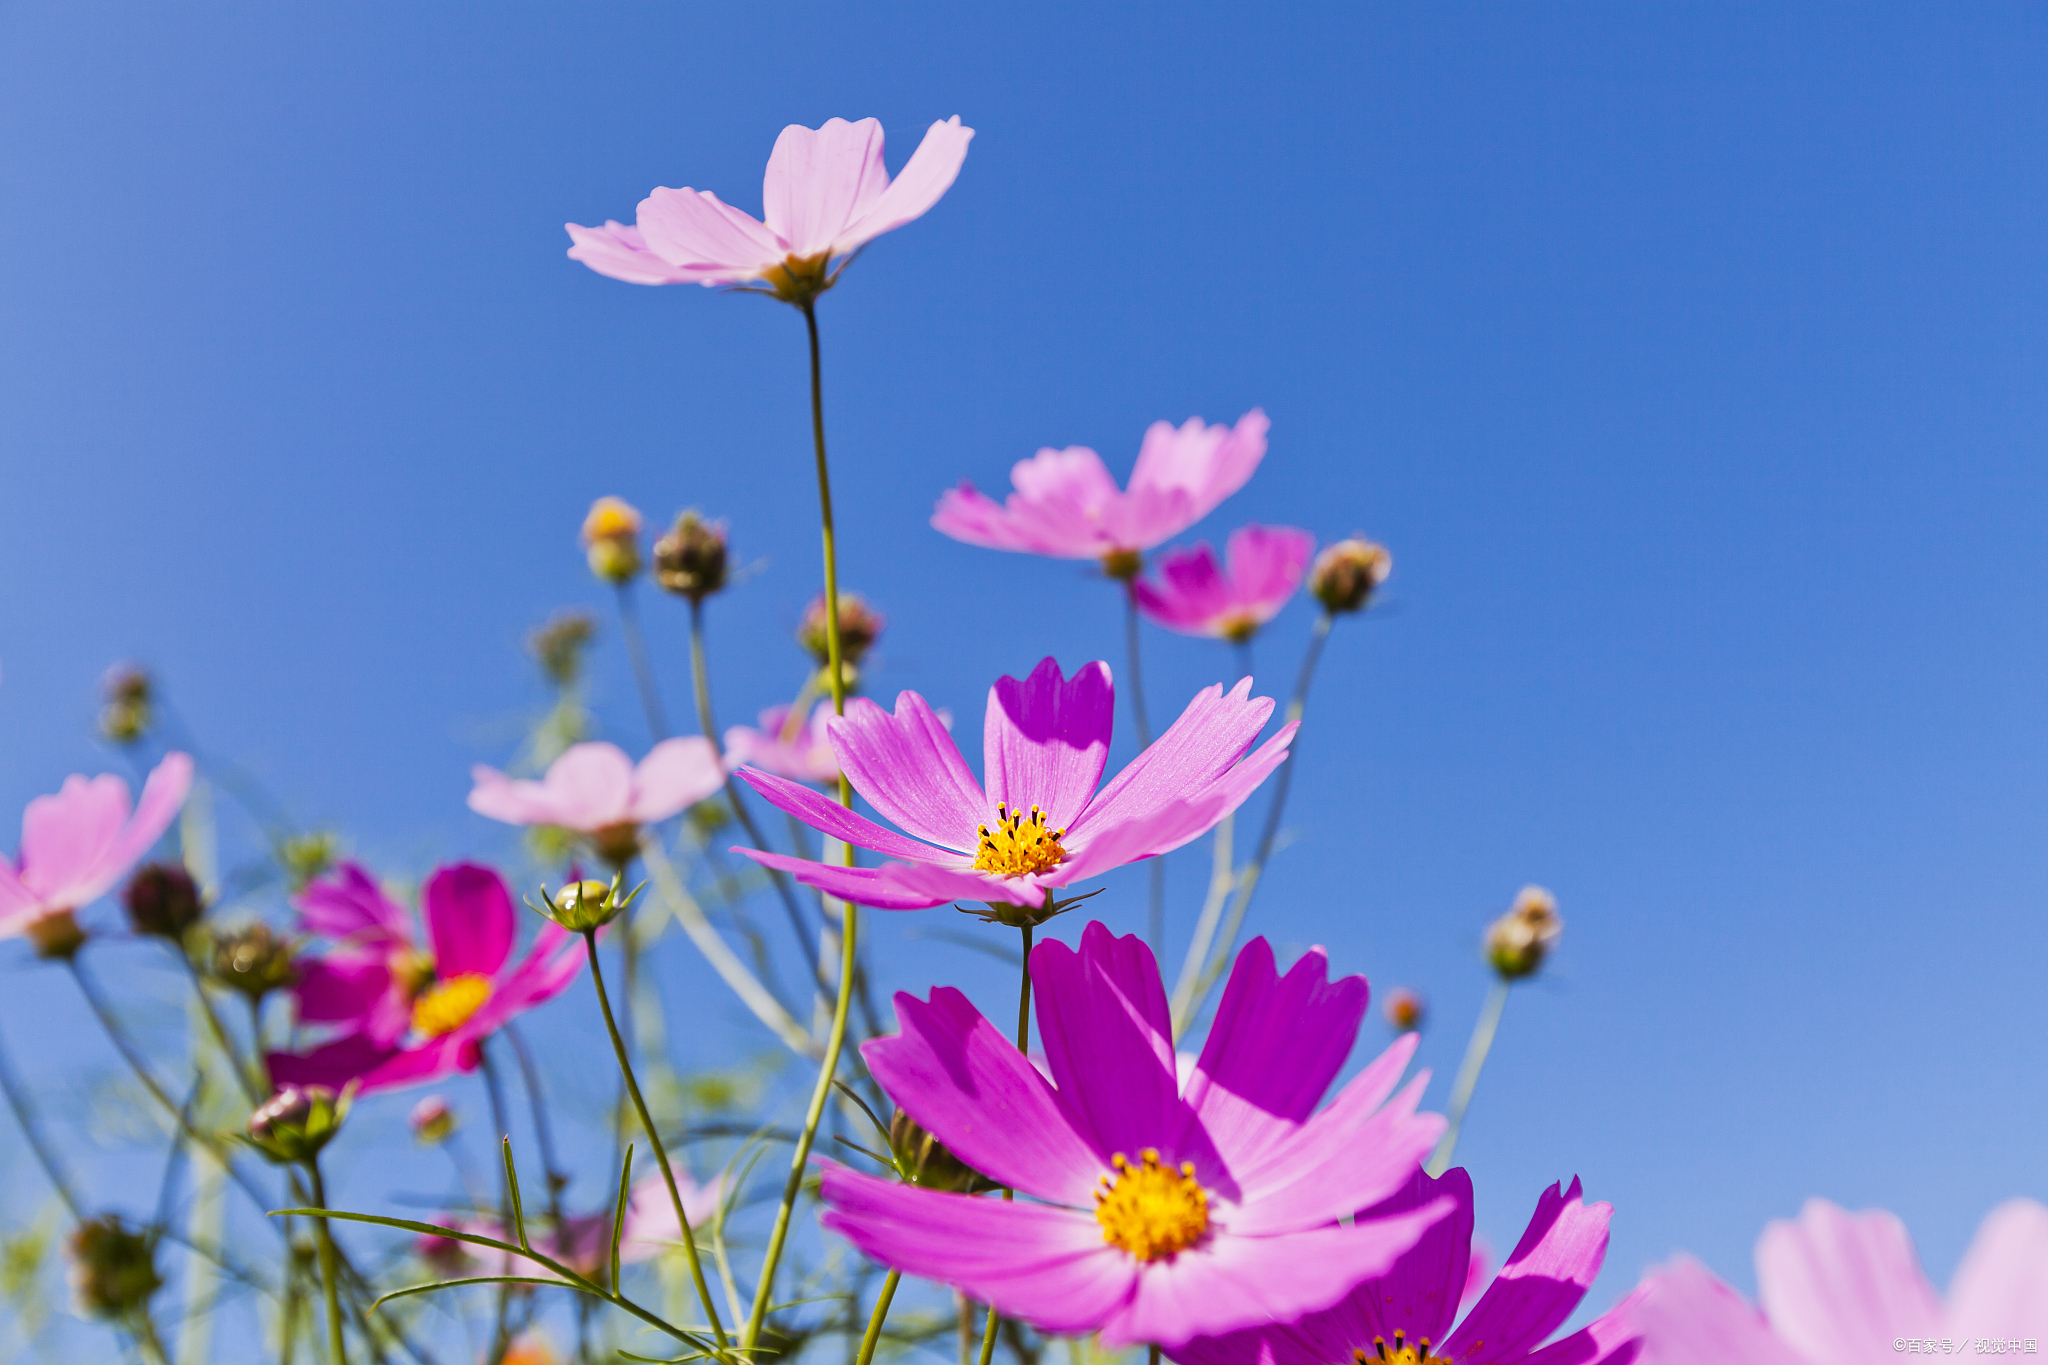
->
978, 924, 1035, 1365
178, 947, 265, 1104
852, 1269, 901, 1365
1426, 980, 1510, 1176
307, 1160, 346, 1365
584, 934, 731, 1355
614, 581, 670, 742
1123, 584, 1165, 961
0, 1015, 83, 1217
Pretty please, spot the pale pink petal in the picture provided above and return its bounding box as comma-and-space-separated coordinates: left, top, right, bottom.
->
538, 743, 638, 830
92, 752, 194, 893
1127, 410, 1270, 527
295, 862, 413, 948
1945, 1199, 2048, 1337
565, 221, 710, 285
829, 692, 986, 851
466, 765, 562, 827
1059, 725, 1294, 880
734, 848, 958, 911
931, 482, 1056, 554
635, 187, 784, 281
1221, 1072, 1442, 1236
734, 768, 945, 863
422, 863, 516, 980
1630, 1259, 1806, 1365
18, 775, 129, 903
835, 116, 974, 253
1293, 1167, 1472, 1353
762, 117, 890, 258
982, 658, 1114, 828
621, 1170, 727, 1259
1226, 525, 1315, 614
1069, 681, 1276, 839
1441, 1178, 1611, 1363
1031, 925, 1181, 1167
1754, 1199, 1943, 1354
627, 736, 726, 824
0, 863, 36, 918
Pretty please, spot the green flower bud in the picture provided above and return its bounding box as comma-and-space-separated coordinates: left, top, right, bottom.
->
66, 1215, 160, 1320
889, 1109, 997, 1193
124, 863, 206, 940
1484, 885, 1562, 982
653, 510, 731, 604
245, 1084, 353, 1164
798, 592, 884, 669
534, 873, 640, 934
207, 922, 298, 1000
1099, 548, 1143, 583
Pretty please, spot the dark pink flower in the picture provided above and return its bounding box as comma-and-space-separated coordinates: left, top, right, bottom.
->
269, 863, 582, 1096
733, 657, 1294, 913
931, 412, 1268, 567
1133, 525, 1316, 642
0, 753, 192, 943
819, 925, 1448, 1348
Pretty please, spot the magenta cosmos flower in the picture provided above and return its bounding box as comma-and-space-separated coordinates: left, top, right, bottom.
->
733, 657, 1294, 914
931, 411, 1269, 573
269, 863, 582, 1096
724, 703, 840, 786
1134, 524, 1316, 643
1631, 1198, 2048, 1363
566, 116, 973, 296
1175, 1167, 1642, 1365
470, 738, 724, 863
819, 925, 1449, 1348
0, 753, 192, 948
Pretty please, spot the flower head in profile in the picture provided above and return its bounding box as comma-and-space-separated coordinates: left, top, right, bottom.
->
269, 863, 582, 1096
1631, 1198, 2048, 1363
732, 657, 1294, 917
932, 411, 1269, 577
469, 739, 725, 866
725, 703, 841, 787
1177, 1167, 1641, 1365
819, 925, 1449, 1348
567, 116, 974, 304
1134, 525, 1316, 643
0, 752, 193, 955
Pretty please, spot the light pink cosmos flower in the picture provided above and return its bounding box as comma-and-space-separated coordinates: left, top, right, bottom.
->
269, 863, 582, 1096
931, 411, 1269, 570
1631, 1198, 2048, 1363
819, 925, 1449, 1349
1133, 525, 1316, 643
469, 739, 725, 856
566, 116, 973, 293
732, 657, 1295, 913
0, 753, 193, 944
430, 1169, 727, 1281
1175, 1167, 1642, 1365
724, 703, 840, 787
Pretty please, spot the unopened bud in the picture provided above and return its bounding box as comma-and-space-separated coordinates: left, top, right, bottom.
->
410, 1095, 456, 1146
245, 1084, 352, 1164
798, 593, 884, 669
534, 873, 639, 934
528, 610, 598, 688
582, 497, 643, 584
208, 922, 298, 1000
889, 1109, 997, 1193
278, 831, 340, 892
67, 1215, 160, 1320
98, 663, 154, 745
25, 909, 86, 960
1309, 538, 1392, 614
1383, 987, 1426, 1033
1484, 886, 1562, 982
125, 863, 205, 940
652, 510, 730, 603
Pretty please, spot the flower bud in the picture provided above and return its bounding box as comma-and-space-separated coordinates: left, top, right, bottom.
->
889, 1109, 997, 1193
66, 1215, 161, 1320
652, 510, 730, 603
410, 1095, 456, 1146
528, 610, 598, 688
1382, 987, 1426, 1033
798, 592, 884, 669
207, 922, 298, 1000
245, 1084, 352, 1164
25, 909, 86, 960
534, 873, 639, 934
124, 863, 205, 940
1484, 885, 1562, 982
278, 831, 340, 892
98, 663, 153, 745
1309, 538, 1392, 614
581, 496, 643, 584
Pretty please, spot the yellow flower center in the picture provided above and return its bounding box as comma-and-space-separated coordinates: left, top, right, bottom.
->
411, 973, 492, 1038
1354, 1334, 1438, 1365
761, 251, 833, 303
1093, 1149, 1208, 1261
971, 803, 1069, 877
1217, 611, 1260, 644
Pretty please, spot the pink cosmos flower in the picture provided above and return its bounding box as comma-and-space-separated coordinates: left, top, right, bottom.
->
1631, 1198, 2048, 1362
1174, 1167, 1642, 1365
0, 753, 193, 944
724, 704, 840, 787
818, 925, 1449, 1349
566, 116, 973, 293
732, 657, 1295, 913
1133, 525, 1316, 643
469, 739, 725, 858
431, 1169, 727, 1280
269, 863, 582, 1096
931, 411, 1269, 570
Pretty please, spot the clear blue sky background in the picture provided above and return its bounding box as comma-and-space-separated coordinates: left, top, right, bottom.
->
3, 0, 2045, 1349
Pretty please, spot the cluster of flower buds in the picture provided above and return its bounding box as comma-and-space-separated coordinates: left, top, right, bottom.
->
798, 591, 885, 680
97, 663, 153, 745
124, 862, 206, 941
207, 922, 298, 1000
1382, 986, 1426, 1033
531, 871, 642, 934
1310, 537, 1393, 615
653, 509, 730, 603
244, 1083, 353, 1164
528, 609, 598, 688
889, 1108, 997, 1193
66, 1215, 160, 1321
582, 496, 644, 584
409, 1095, 456, 1146
1485, 885, 1563, 981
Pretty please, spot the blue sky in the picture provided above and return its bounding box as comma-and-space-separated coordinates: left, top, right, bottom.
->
3, 0, 2046, 1348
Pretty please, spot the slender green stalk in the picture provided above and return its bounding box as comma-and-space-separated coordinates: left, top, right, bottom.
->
1122, 584, 1166, 959
851, 1269, 901, 1365
176, 947, 265, 1104
0, 1016, 83, 1216
977, 924, 1036, 1365
583, 934, 731, 1355
504, 1024, 569, 1233
614, 581, 671, 742
133, 1310, 173, 1365
480, 1045, 515, 1364
307, 1160, 347, 1365
1426, 980, 1511, 1176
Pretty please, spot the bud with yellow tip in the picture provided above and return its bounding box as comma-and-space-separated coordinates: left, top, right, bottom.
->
531, 871, 641, 934
581, 496, 644, 584
1484, 885, 1562, 982
1309, 537, 1392, 614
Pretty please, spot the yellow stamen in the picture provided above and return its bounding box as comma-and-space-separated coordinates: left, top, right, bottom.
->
411, 973, 492, 1038
1354, 1333, 1438, 1365
970, 802, 1069, 877
1093, 1149, 1208, 1261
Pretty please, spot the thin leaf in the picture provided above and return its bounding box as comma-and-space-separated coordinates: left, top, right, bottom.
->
370, 1275, 591, 1312
267, 1209, 594, 1291
829, 1080, 894, 1152
830, 1136, 894, 1169
609, 1143, 635, 1292
502, 1137, 528, 1250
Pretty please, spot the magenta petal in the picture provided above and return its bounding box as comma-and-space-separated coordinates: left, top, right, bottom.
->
735, 848, 954, 911
1947, 1199, 2048, 1336
818, 1162, 1138, 1336
1442, 1178, 1610, 1363
1752, 1199, 1943, 1355
295, 862, 412, 948
269, 1032, 404, 1089
761, 117, 889, 258
1170, 1329, 1319, 1365
1629, 1260, 1806, 1365
1520, 1292, 1647, 1365
1326, 1168, 1474, 1351
293, 954, 395, 1025
1070, 680, 1275, 839
1031, 925, 1181, 1165
735, 768, 944, 863
423, 864, 515, 980
981, 658, 1113, 828
863, 986, 1103, 1206
829, 692, 986, 851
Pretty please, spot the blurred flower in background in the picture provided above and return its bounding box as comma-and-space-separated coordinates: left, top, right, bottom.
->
1133, 523, 1316, 643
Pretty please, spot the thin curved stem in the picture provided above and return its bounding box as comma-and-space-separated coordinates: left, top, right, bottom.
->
614, 582, 670, 742
1121, 584, 1164, 961
977, 924, 1035, 1365
480, 1044, 515, 1363
1425, 981, 1510, 1177
176, 947, 264, 1104
0, 1016, 82, 1217
307, 1159, 347, 1365
504, 1024, 568, 1232
852, 1270, 901, 1365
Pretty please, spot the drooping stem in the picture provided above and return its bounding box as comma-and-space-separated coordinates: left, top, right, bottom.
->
851, 1269, 901, 1365
1426, 980, 1511, 1177
306, 1159, 347, 1365
0, 1016, 82, 1217
584, 933, 731, 1355
977, 923, 1036, 1365
614, 581, 671, 742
